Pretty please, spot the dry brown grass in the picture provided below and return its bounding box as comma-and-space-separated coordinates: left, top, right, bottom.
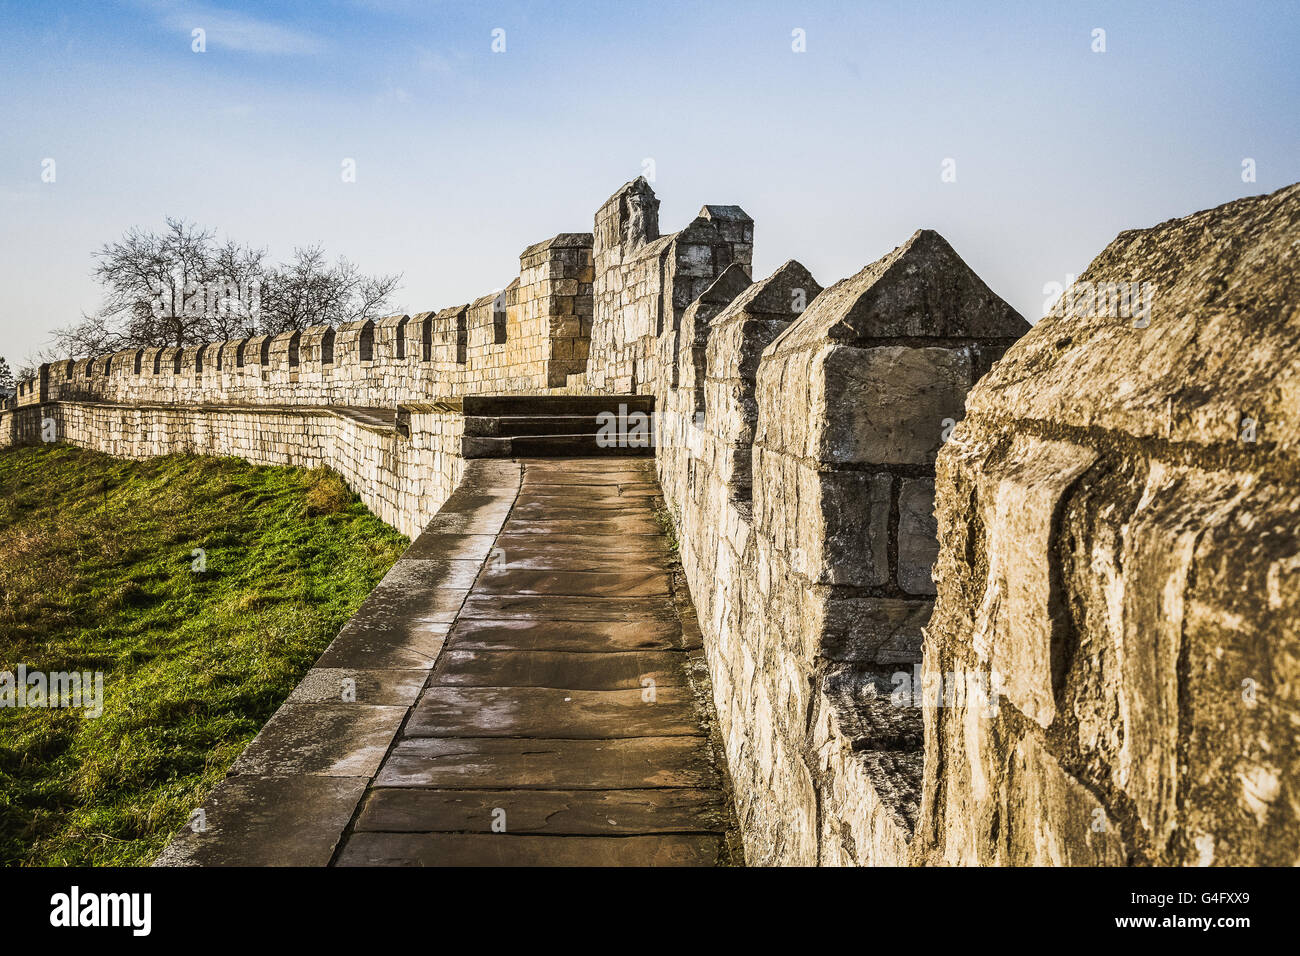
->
303, 467, 353, 517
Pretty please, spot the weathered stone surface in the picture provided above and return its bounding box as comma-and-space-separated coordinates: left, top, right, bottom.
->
941, 433, 1100, 732
287, 668, 428, 707
819, 598, 931, 663
666, 233, 1026, 864
587, 178, 752, 393
495, 531, 670, 555
316, 618, 450, 669
816, 345, 973, 466
474, 567, 671, 597
769, 228, 1029, 345
229, 703, 408, 778
967, 183, 1300, 452
646, 219, 1028, 866
486, 543, 672, 572
922, 183, 1300, 866
448, 617, 683, 652
153, 775, 369, 867
462, 585, 678, 617
322, 457, 736, 867
897, 478, 938, 595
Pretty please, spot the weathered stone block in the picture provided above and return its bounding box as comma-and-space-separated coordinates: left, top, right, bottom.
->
816, 345, 972, 466
898, 478, 938, 595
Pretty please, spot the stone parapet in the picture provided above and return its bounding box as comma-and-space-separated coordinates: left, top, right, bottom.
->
920, 182, 1300, 866
646, 193, 1029, 862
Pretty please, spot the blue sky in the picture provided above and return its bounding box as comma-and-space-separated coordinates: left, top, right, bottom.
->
1, 0, 1297, 366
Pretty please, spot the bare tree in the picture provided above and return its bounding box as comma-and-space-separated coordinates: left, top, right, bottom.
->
258, 246, 402, 334
51, 220, 402, 357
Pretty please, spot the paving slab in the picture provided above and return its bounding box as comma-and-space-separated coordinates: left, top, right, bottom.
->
376, 557, 483, 591
503, 517, 663, 536
495, 531, 672, 554
154, 775, 370, 867
401, 532, 498, 562
230, 703, 409, 778
405, 686, 701, 737
457, 593, 681, 622
519, 484, 661, 499
422, 508, 511, 536
474, 567, 672, 596
448, 618, 682, 652
521, 471, 659, 485
353, 787, 727, 834
374, 736, 722, 789
336, 832, 723, 867
511, 495, 655, 511
287, 668, 429, 707
353, 582, 470, 624
316, 618, 450, 669
430, 649, 684, 689
487, 544, 673, 573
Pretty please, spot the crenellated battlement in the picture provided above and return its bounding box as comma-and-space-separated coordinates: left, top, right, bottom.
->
6, 229, 598, 410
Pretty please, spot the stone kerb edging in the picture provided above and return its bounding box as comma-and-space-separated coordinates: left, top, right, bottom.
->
154, 458, 523, 866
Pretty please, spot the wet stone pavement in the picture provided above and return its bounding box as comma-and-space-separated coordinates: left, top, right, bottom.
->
157, 456, 737, 866
334, 457, 735, 866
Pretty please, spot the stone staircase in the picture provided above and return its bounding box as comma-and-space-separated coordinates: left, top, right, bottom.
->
460, 394, 655, 458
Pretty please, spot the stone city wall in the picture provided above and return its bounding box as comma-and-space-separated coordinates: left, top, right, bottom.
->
0, 400, 464, 540
588, 177, 753, 394
647, 215, 1028, 864
9, 233, 595, 411
6, 177, 1295, 867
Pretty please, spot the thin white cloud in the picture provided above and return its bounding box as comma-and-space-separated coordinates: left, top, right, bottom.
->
144, 1, 324, 55
415, 48, 452, 75
0, 187, 41, 203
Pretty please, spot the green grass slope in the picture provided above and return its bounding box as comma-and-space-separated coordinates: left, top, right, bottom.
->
0, 445, 407, 866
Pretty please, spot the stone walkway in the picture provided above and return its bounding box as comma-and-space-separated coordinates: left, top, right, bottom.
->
158, 456, 735, 867
334, 457, 733, 865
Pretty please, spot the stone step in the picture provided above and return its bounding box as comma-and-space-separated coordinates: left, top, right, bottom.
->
464, 415, 609, 437
460, 394, 654, 417
462, 434, 654, 458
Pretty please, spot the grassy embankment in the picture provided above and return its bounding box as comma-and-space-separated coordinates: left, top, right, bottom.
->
0, 445, 407, 866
